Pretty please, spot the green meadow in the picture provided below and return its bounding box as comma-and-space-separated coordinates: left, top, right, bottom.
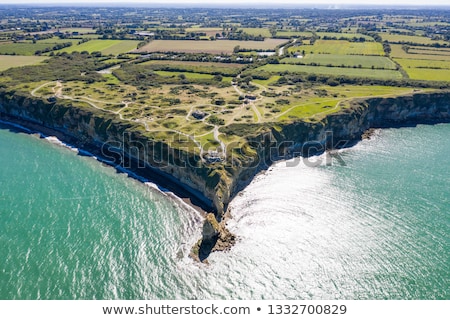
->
289, 40, 385, 56
0, 55, 47, 71
258, 64, 403, 79
282, 54, 397, 69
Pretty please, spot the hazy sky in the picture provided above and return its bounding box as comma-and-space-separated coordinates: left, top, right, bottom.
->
0, 0, 448, 5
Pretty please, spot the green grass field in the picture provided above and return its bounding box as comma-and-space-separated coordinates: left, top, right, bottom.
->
0, 42, 60, 55
289, 40, 385, 56
390, 44, 414, 59
252, 76, 281, 87
408, 47, 450, 57
36, 37, 80, 45
379, 33, 449, 45
134, 39, 287, 54
258, 64, 403, 79
0, 55, 47, 71
316, 32, 374, 41
278, 85, 420, 121
102, 41, 140, 55
393, 58, 450, 81
390, 44, 450, 60
402, 68, 450, 81
55, 40, 139, 55
282, 54, 397, 69
393, 58, 450, 69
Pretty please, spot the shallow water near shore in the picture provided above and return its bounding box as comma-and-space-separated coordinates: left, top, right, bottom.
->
0, 123, 449, 299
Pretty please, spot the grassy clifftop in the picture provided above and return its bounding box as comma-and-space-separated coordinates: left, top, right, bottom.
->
1, 53, 449, 215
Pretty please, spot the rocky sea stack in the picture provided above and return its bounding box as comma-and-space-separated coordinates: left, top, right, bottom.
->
190, 213, 236, 263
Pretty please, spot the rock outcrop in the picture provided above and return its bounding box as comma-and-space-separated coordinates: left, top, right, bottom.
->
190, 213, 236, 263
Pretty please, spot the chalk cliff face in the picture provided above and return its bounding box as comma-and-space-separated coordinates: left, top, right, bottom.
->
1, 90, 449, 215
221, 91, 450, 212
273, 92, 450, 149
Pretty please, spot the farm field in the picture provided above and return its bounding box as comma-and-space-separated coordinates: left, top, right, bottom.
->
0, 55, 47, 71
281, 54, 397, 69
276, 31, 313, 38
393, 58, 450, 70
239, 28, 272, 38
288, 40, 385, 55
54, 40, 139, 55
102, 41, 140, 55
134, 39, 287, 54
390, 44, 417, 59
387, 44, 450, 60
378, 33, 449, 45
0, 42, 61, 55
140, 60, 243, 76
408, 47, 450, 57
402, 68, 450, 82
257, 64, 403, 79
316, 32, 374, 41
36, 37, 80, 45
0, 7, 449, 168
393, 58, 450, 81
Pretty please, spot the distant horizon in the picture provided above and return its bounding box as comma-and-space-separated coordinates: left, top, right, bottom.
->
0, 0, 449, 8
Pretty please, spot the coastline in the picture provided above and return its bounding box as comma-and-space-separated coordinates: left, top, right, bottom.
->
1, 90, 450, 261
0, 117, 209, 216
1, 90, 450, 217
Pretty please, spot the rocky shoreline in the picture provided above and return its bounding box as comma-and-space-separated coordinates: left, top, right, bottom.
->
1, 90, 450, 261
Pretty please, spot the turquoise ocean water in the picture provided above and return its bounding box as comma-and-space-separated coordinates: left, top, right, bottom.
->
0, 122, 448, 299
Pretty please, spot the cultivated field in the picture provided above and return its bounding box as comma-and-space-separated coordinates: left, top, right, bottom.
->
276, 31, 313, 38
390, 44, 450, 60
0, 42, 59, 55
316, 32, 374, 41
408, 47, 450, 57
239, 28, 272, 38
134, 39, 287, 54
394, 58, 450, 81
258, 64, 403, 79
393, 58, 450, 70
282, 54, 397, 69
378, 33, 449, 45
0, 55, 47, 71
402, 68, 450, 82
36, 37, 80, 45
289, 40, 385, 56
55, 40, 140, 55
